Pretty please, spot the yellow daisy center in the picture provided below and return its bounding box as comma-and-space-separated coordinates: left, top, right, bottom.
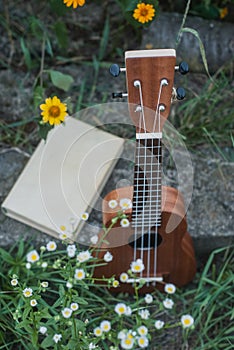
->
119, 306, 125, 313
124, 339, 132, 345
31, 254, 38, 261
49, 106, 60, 118
25, 291, 31, 296
184, 318, 191, 325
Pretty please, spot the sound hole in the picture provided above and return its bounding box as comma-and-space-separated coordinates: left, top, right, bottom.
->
128, 231, 162, 250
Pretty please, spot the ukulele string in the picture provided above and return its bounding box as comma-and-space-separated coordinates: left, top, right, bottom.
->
152, 79, 165, 283
133, 80, 147, 277
133, 97, 143, 261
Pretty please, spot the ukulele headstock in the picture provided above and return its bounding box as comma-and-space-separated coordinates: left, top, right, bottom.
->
125, 49, 176, 133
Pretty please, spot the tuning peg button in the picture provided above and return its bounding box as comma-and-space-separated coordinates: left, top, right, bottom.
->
109, 64, 126, 77
175, 61, 189, 75
176, 87, 186, 100
112, 92, 128, 98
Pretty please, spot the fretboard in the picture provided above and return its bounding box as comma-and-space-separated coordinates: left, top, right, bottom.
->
132, 137, 162, 230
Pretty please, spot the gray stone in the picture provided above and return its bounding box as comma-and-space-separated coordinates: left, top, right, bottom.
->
141, 12, 234, 73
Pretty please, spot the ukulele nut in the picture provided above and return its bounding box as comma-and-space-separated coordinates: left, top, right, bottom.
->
135, 105, 142, 112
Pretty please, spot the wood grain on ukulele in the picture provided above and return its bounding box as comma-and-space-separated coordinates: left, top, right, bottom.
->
93, 49, 196, 293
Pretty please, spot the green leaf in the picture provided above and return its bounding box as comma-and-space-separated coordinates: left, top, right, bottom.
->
0, 248, 14, 264
20, 38, 32, 70
41, 334, 54, 348
38, 122, 52, 141
33, 85, 45, 110
98, 16, 110, 61
54, 21, 68, 49
179, 27, 211, 78
49, 70, 74, 91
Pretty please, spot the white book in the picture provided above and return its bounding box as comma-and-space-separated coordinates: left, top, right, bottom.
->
2, 117, 124, 239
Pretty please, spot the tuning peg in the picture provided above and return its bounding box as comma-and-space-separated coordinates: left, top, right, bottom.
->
175, 61, 189, 75
109, 64, 126, 77
176, 87, 186, 100
112, 92, 128, 98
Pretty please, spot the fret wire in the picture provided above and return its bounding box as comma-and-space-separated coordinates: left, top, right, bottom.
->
135, 171, 161, 175
133, 187, 162, 191
134, 176, 162, 182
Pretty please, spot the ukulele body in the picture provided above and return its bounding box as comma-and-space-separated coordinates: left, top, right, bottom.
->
94, 185, 196, 293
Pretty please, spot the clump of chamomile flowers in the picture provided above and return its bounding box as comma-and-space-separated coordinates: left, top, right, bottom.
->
9, 208, 194, 349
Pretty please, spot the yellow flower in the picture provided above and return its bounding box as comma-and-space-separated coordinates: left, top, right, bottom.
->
40, 96, 67, 126
133, 3, 155, 24
220, 7, 228, 19
63, 0, 85, 8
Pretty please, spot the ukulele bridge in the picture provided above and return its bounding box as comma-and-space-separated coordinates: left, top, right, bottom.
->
126, 276, 163, 284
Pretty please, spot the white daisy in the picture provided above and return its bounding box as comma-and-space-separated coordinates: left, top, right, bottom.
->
26, 250, 40, 263
74, 268, 85, 280
46, 241, 57, 251
30, 299, 37, 307
164, 283, 176, 294
120, 218, 130, 227
155, 320, 165, 329
112, 280, 120, 288
137, 336, 149, 348
125, 306, 132, 316
53, 333, 62, 343
90, 234, 98, 244
39, 326, 47, 334
181, 314, 194, 328
108, 199, 118, 209
93, 326, 102, 337
81, 212, 89, 221
163, 298, 174, 309
66, 281, 73, 289
11, 279, 18, 286
41, 262, 48, 268
70, 302, 79, 311
77, 250, 92, 263
120, 272, 129, 283
138, 309, 150, 320
59, 232, 69, 240
62, 307, 72, 319
144, 293, 153, 304
100, 320, 111, 332
118, 330, 126, 339
41, 281, 48, 288
115, 303, 127, 316
25, 262, 31, 269
119, 198, 132, 210
23, 287, 33, 298
130, 259, 145, 273
137, 326, 148, 336
104, 251, 113, 262
120, 337, 134, 349
67, 244, 76, 258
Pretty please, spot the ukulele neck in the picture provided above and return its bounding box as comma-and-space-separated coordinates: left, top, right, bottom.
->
132, 134, 162, 230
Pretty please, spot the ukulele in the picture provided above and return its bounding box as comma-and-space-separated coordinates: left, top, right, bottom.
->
93, 49, 196, 293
